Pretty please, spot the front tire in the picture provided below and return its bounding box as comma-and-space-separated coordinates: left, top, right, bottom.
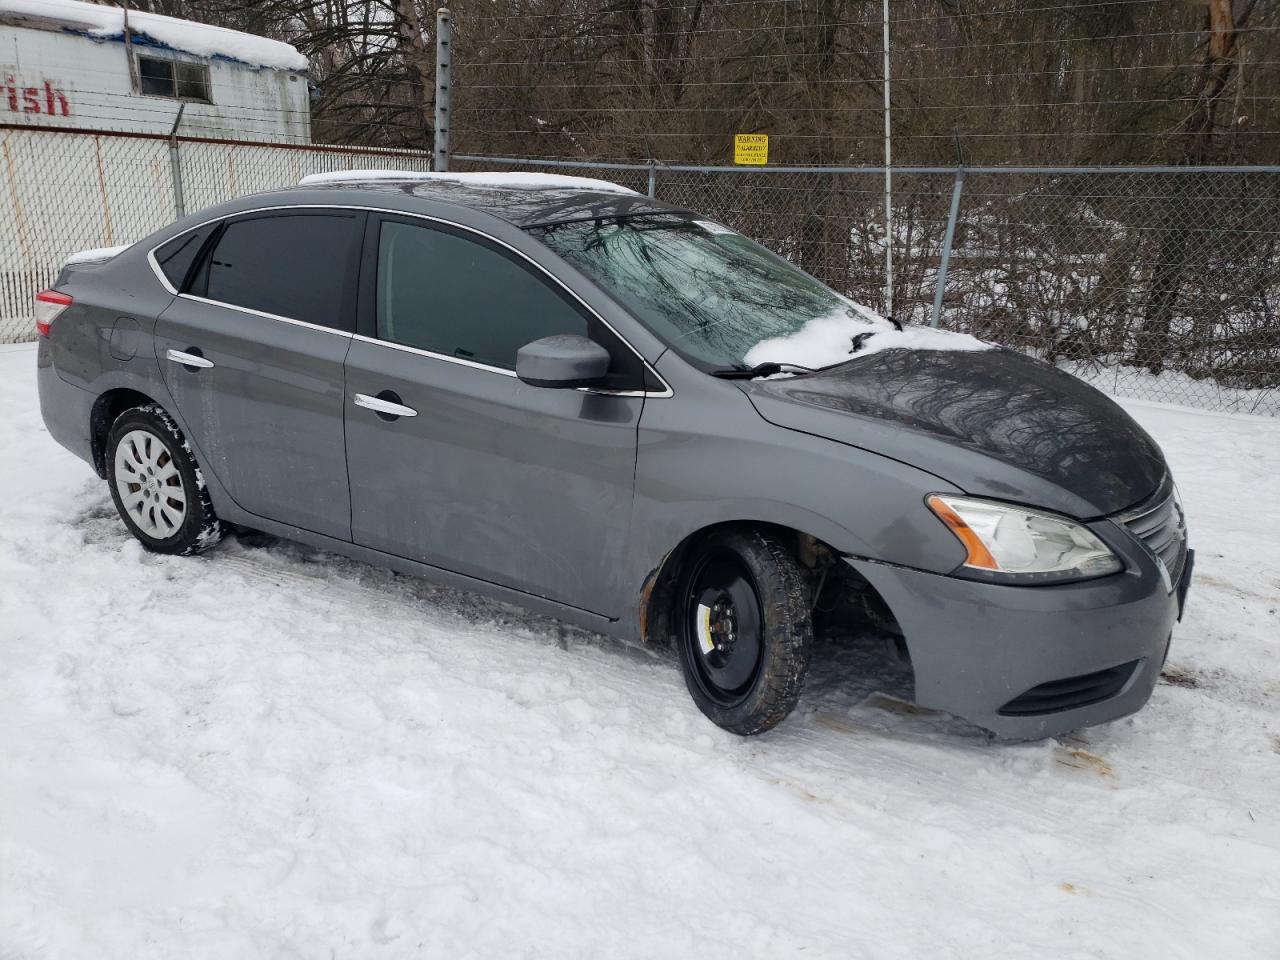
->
106, 403, 223, 556
675, 528, 813, 735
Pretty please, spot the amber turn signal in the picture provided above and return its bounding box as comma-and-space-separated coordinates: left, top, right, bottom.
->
926, 494, 1000, 570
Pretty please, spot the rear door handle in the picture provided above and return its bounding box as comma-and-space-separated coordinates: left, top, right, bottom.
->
353, 392, 418, 419
166, 348, 214, 369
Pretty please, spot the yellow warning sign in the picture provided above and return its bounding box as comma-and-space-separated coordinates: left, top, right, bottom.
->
733, 133, 769, 166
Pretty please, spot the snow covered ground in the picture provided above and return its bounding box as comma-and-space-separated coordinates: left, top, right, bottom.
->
2, 341, 1278, 959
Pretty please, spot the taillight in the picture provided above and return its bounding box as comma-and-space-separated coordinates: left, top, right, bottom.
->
35, 290, 73, 338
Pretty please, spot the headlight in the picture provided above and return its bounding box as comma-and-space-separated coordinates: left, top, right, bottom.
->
926, 494, 1123, 584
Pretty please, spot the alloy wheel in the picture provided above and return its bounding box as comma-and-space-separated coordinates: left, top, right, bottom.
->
113, 428, 187, 539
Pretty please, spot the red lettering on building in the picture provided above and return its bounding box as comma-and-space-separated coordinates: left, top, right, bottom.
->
4, 78, 71, 117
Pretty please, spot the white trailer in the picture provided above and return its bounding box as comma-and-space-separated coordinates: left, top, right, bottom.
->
0, 0, 310, 142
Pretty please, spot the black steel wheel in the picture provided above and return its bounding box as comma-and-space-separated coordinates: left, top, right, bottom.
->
683, 552, 765, 705
675, 527, 812, 735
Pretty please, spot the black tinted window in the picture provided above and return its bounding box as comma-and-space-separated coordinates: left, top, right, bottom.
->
154, 227, 211, 291
377, 220, 595, 371
200, 214, 356, 331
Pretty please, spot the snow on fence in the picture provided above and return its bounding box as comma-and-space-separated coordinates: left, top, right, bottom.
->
2, 125, 1278, 415
0, 124, 432, 344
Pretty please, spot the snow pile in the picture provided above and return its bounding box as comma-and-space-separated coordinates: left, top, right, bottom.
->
0, 0, 308, 71
299, 169, 640, 195
2, 340, 1278, 957
745, 307, 992, 370
64, 244, 130, 266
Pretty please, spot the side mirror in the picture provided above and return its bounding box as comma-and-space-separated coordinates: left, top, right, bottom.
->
516, 334, 611, 389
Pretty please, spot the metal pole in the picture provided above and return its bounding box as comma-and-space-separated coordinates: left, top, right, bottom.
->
882, 0, 893, 317
434, 7, 451, 172
931, 169, 965, 328
123, 0, 139, 92
168, 103, 186, 219
647, 158, 656, 198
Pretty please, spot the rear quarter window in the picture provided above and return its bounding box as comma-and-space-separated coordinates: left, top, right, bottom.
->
153, 226, 213, 291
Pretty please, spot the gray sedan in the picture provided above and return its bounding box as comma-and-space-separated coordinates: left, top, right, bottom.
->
35, 173, 1191, 738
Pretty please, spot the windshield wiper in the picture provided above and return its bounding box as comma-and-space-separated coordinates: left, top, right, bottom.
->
850, 331, 878, 353
845, 315, 907, 355
709, 361, 816, 380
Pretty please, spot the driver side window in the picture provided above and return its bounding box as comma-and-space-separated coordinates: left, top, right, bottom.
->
376, 220, 585, 368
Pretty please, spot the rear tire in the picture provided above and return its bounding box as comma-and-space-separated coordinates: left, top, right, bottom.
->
106, 403, 223, 556
675, 528, 812, 735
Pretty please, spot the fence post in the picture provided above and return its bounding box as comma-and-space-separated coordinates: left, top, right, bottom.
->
647, 158, 657, 198
930, 168, 965, 328
168, 103, 186, 219
434, 7, 452, 172
882, 0, 893, 317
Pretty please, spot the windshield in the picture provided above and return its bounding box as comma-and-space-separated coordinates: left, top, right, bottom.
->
530, 215, 893, 371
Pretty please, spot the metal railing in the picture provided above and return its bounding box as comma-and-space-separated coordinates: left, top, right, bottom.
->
457, 155, 1280, 415
2, 124, 1277, 415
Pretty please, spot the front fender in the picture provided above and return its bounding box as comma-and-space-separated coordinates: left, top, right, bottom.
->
616, 362, 969, 642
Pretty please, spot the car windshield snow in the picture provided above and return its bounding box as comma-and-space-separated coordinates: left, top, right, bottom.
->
530, 215, 896, 372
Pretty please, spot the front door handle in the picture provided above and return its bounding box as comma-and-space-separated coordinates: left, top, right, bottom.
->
166, 348, 214, 370
354, 391, 418, 420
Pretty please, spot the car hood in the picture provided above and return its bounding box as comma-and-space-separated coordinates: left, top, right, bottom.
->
742, 347, 1167, 518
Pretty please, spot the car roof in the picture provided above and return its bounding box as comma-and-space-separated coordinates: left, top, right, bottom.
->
285, 171, 691, 229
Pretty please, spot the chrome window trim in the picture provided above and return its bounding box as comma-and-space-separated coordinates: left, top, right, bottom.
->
349, 334, 661, 398
146, 246, 181, 296
145, 202, 674, 399
351, 333, 517, 378
179, 293, 355, 338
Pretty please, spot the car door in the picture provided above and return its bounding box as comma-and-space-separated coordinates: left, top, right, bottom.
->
343, 214, 655, 615
154, 209, 363, 539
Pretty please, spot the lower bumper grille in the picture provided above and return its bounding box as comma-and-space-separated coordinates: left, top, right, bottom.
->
997, 660, 1140, 717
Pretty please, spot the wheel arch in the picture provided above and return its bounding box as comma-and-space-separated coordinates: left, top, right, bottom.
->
89, 387, 159, 477
638, 519, 902, 653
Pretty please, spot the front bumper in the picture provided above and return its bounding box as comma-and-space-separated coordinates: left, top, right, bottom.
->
847, 524, 1191, 740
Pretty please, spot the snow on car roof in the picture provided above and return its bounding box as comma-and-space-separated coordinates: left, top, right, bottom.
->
298, 170, 640, 196
0, 0, 308, 71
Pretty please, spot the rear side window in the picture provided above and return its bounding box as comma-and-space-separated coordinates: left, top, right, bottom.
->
194, 214, 358, 331
154, 226, 211, 291
377, 220, 591, 370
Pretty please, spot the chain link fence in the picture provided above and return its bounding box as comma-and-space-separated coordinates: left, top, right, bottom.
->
458, 156, 1280, 416
0, 125, 431, 345
931, 168, 1280, 417
3, 127, 1277, 415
